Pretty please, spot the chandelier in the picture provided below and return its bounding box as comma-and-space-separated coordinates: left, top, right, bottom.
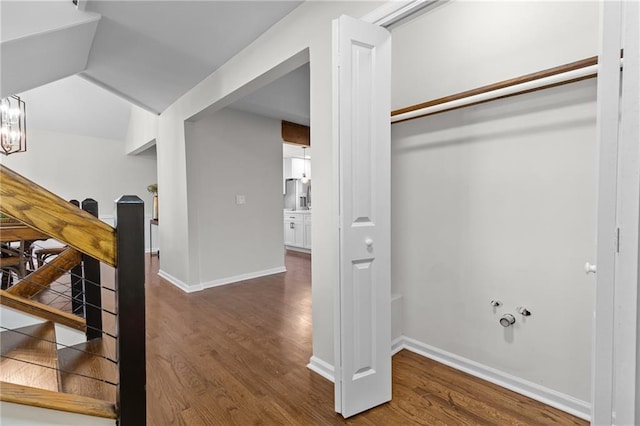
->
1, 95, 26, 155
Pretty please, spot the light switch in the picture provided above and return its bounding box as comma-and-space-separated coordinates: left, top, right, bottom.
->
235, 195, 246, 205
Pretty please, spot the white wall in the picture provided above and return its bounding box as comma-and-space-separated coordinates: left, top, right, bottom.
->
0, 129, 158, 251
125, 105, 158, 155
132, 1, 381, 368
390, 0, 599, 412
391, 1, 600, 111
183, 108, 284, 287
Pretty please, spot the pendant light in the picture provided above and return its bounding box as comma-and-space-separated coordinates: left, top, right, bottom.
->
301, 146, 309, 184
0, 95, 27, 155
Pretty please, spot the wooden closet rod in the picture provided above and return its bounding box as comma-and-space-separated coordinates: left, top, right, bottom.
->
391, 56, 600, 124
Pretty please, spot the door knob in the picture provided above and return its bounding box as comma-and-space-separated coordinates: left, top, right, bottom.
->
365, 238, 373, 247
585, 262, 597, 274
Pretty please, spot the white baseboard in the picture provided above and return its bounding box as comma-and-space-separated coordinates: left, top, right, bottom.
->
157, 269, 196, 292
158, 267, 287, 293
391, 336, 404, 355
300, 337, 590, 422
285, 246, 311, 254
307, 356, 335, 382
397, 336, 591, 421
200, 267, 286, 290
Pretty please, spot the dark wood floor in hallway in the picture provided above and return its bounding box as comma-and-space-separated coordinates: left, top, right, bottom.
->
146, 252, 587, 425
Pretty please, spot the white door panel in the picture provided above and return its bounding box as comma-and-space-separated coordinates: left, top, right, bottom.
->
333, 14, 391, 418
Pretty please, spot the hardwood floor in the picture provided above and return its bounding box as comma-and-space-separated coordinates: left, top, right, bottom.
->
0, 322, 59, 392
145, 252, 587, 425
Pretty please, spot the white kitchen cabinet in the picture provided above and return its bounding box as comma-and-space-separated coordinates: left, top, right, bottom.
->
283, 157, 312, 180
303, 214, 312, 249
291, 158, 304, 178
284, 211, 311, 251
284, 213, 304, 247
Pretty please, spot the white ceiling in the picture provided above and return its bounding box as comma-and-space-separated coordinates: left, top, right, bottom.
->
2, 1, 309, 141
231, 63, 310, 126
0, 1, 100, 98
283, 143, 311, 159
18, 75, 132, 141
81, 1, 302, 113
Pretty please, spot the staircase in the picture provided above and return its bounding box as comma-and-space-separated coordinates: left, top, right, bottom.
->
0, 322, 116, 420
0, 164, 146, 425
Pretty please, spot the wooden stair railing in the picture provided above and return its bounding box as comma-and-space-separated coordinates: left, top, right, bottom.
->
0, 164, 146, 425
1, 382, 117, 420
7, 247, 82, 299
0, 290, 86, 332
0, 165, 116, 267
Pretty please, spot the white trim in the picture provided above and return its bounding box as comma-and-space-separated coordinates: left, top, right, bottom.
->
307, 356, 335, 383
199, 267, 287, 290
611, 1, 640, 423
284, 246, 311, 254
592, 1, 624, 423
158, 267, 287, 294
395, 336, 591, 421
306, 336, 591, 420
157, 269, 197, 293
391, 336, 404, 355
360, 0, 439, 27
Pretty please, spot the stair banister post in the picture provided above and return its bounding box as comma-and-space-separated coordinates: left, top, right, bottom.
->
81, 198, 103, 340
114, 195, 146, 425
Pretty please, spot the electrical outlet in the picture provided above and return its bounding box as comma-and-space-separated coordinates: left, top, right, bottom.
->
235, 195, 246, 205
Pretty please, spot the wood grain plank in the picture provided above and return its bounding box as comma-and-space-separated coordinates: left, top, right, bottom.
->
0, 165, 116, 266
282, 120, 310, 146
144, 252, 588, 425
0, 225, 49, 242
58, 338, 117, 403
7, 247, 81, 299
0, 381, 117, 419
391, 56, 598, 118
0, 290, 86, 332
0, 323, 59, 392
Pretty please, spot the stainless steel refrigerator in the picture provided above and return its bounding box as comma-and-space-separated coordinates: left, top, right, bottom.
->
284, 178, 311, 210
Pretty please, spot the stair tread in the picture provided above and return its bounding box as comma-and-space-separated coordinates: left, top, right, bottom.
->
58, 337, 117, 403
0, 322, 59, 392
0, 289, 86, 332
0, 381, 117, 419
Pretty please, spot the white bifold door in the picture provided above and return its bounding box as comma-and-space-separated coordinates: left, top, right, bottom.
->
333, 15, 392, 418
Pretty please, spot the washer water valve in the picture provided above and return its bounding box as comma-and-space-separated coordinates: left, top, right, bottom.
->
517, 306, 532, 316
500, 314, 516, 327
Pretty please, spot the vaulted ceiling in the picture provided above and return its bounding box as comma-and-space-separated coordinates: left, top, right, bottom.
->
80, 1, 303, 113
1, 0, 303, 114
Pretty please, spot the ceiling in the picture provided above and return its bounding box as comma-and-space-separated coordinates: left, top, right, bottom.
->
81, 1, 302, 114
18, 75, 132, 141
2, 1, 311, 141
1, 1, 302, 114
231, 63, 310, 127
283, 143, 311, 159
